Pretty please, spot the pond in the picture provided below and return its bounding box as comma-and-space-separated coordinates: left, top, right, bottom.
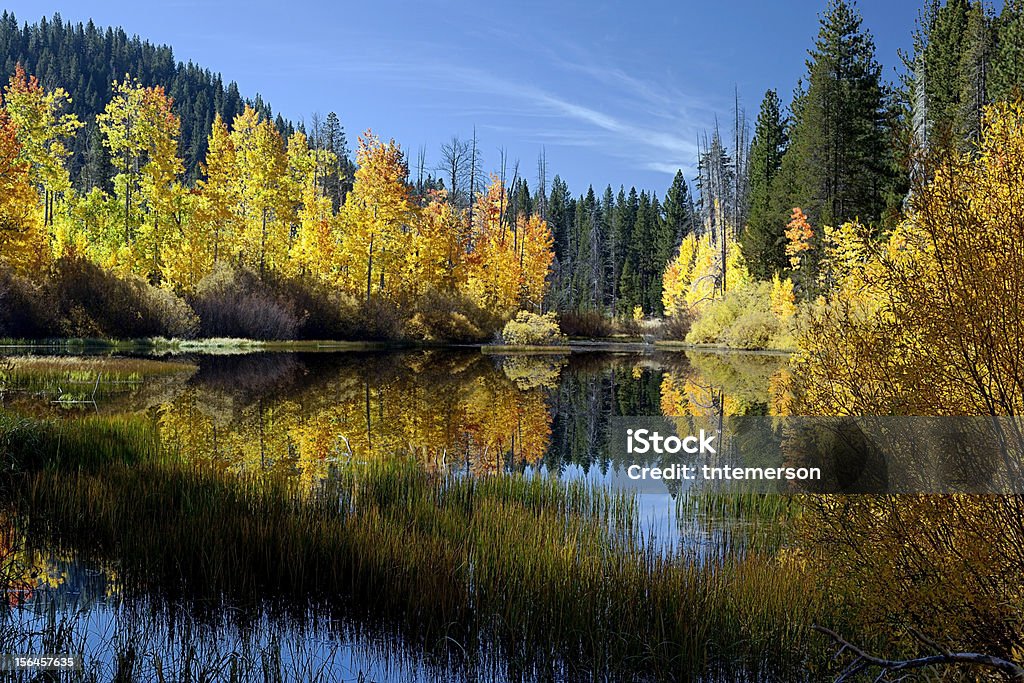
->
0, 348, 798, 682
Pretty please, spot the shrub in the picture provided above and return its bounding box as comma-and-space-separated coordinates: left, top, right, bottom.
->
343, 296, 404, 341
403, 290, 494, 343
659, 312, 692, 341
686, 282, 796, 350
500, 311, 566, 346
558, 310, 614, 338
617, 314, 642, 338
192, 266, 299, 341
271, 275, 352, 340
49, 256, 198, 339
0, 268, 55, 338
725, 308, 777, 349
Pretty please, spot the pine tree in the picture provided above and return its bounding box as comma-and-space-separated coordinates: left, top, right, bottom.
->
957, 2, 991, 143
322, 111, 353, 210
612, 187, 637, 315
923, 0, 972, 140
990, 0, 1024, 101
600, 185, 616, 309
661, 170, 694, 256
546, 175, 572, 310
772, 0, 894, 232
740, 90, 788, 279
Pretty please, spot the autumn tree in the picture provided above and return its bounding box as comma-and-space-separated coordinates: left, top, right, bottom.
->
95, 78, 185, 281
409, 190, 467, 297
794, 99, 1024, 417
229, 106, 291, 276
0, 106, 46, 273
196, 114, 237, 265
338, 131, 416, 302
287, 128, 339, 284
465, 175, 553, 318
2, 64, 81, 226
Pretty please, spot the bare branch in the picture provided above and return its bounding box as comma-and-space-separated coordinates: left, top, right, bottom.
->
813, 625, 1024, 682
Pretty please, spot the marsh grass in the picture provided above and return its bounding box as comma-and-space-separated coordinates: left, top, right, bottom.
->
677, 488, 802, 557
2, 412, 831, 681
0, 412, 160, 470
0, 356, 194, 396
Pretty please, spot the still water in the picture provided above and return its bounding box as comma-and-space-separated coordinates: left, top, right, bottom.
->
0, 348, 787, 681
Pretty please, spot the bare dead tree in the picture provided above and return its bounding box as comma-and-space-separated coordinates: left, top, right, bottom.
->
468, 127, 482, 225
814, 625, 1024, 682
497, 146, 508, 236
503, 159, 520, 242
536, 148, 548, 221
416, 145, 427, 196
438, 136, 471, 209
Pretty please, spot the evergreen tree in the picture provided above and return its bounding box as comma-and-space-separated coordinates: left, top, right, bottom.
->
570, 188, 600, 311
990, 0, 1024, 101
619, 191, 657, 315
647, 193, 666, 314
740, 90, 788, 279
600, 185, 616, 309
545, 175, 572, 310
0, 11, 292, 183
322, 111, 353, 210
612, 187, 638, 315
548, 176, 572, 264
958, 2, 991, 143
772, 0, 894, 232
922, 0, 972, 140
661, 170, 694, 256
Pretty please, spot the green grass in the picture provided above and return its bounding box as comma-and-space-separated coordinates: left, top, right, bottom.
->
0, 411, 161, 470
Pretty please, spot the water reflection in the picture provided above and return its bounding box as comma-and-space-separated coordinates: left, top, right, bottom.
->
0, 349, 789, 682
2, 349, 786, 482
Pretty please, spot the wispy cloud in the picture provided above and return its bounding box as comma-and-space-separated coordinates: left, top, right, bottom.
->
319, 37, 718, 180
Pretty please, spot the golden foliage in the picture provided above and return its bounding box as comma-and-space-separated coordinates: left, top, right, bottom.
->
795, 101, 1024, 416
783, 207, 813, 270
0, 108, 46, 274
465, 176, 553, 319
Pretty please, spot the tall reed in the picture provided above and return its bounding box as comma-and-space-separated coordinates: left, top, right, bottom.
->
3, 412, 831, 681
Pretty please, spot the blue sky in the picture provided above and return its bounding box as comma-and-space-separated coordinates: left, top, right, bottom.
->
6, 0, 922, 195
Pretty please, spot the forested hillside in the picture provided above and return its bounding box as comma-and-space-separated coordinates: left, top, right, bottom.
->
0, 11, 293, 184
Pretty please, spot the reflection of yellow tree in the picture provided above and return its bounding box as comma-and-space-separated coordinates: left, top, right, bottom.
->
159, 356, 554, 487
660, 373, 740, 418
0, 519, 70, 607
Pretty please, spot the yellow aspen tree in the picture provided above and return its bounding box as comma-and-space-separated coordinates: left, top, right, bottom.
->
159, 189, 208, 294
408, 189, 467, 296
137, 85, 185, 282
337, 131, 416, 302
2, 64, 81, 228
0, 106, 46, 274
230, 106, 290, 276
464, 176, 553, 318
517, 212, 554, 309
287, 130, 338, 283
96, 78, 151, 249
195, 114, 238, 265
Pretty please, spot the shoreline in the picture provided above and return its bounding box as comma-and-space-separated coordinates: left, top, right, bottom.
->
0, 336, 796, 355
